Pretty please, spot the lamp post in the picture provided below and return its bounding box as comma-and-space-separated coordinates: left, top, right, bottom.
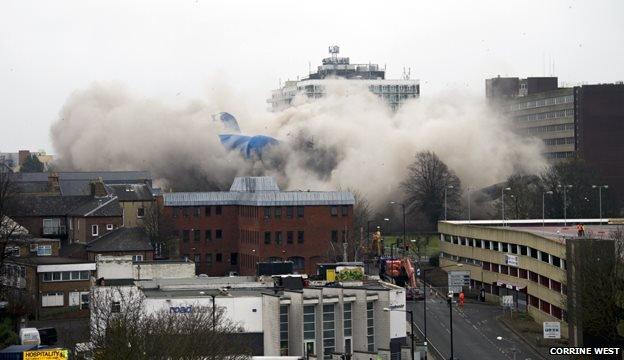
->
384, 308, 415, 360
542, 191, 553, 227
557, 184, 573, 226
422, 263, 462, 344
592, 185, 608, 224
447, 292, 454, 360
444, 186, 454, 220
390, 201, 406, 252
501, 187, 511, 226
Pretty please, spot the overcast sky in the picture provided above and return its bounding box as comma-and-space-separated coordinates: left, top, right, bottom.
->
1, 0, 623, 153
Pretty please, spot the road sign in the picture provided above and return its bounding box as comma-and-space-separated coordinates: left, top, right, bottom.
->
416, 268, 421, 277
448, 270, 470, 293
501, 295, 514, 308
543, 321, 561, 339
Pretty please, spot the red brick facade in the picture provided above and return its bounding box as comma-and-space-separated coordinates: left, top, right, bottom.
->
164, 204, 353, 276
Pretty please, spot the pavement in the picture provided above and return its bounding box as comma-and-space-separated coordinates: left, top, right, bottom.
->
408, 294, 545, 360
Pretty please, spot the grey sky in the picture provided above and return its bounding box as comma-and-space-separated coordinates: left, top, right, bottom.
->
1, 0, 623, 152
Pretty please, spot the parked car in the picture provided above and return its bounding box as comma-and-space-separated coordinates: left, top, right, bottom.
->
19, 328, 40, 346
406, 287, 424, 301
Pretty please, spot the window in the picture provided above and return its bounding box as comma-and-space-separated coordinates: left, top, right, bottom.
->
275, 207, 282, 218
539, 275, 549, 287
552, 256, 561, 267
280, 305, 289, 355
366, 302, 374, 352
216, 253, 222, 262
194, 254, 201, 271
491, 264, 499, 273
275, 232, 283, 245
91, 225, 98, 237
190, 229, 199, 242
529, 271, 538, 282
298, 231, 304, 244
264, 232, 271, 244
206, 254, 213, 267
106, 224, 113, 231
286, 206, 294, 218
519, 269, 527, 279
509, 267, 518, 277
230, 253, 238, 265
323, 304, 335, 359
530, 248, 538, 259
205, 230, 212, 242
264, 207, 271, 219
330, 206, 338, 216
287, 231, 294, 244
182, 230, 190, 243
216, 229, 222, 240
492, 241, 499, 251
341, 206, 348, 216
500, 265, 509, 275
205, 206, 211, 216
42, 218, 61, 235
520, 245, 528, 256
502, 243, 508, 253
183, 207, 189, 217
304, 305, 316, 340
343, 302, 352, 337
137, 208, 145, 218
331, 230, 338, 243
541, 251, 550, 263
132, 255, 143, 262
482, 261, 490, 271
215, 205, 222, 215
297, 206, 304, 218
474, 239, 482, 248
37, 245, 52, 256
483, 240, 490, 249
551, 280, 562, 293
111, 301, 121, 313
42, 292, 64, 307
193, 207, 200, 217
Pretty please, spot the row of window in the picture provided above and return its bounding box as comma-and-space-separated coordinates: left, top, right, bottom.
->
544, 137, 575, 146
510, 95, 574, 111
441, 251, 566, 295
331, 230, 349, 243
522, 123, 575, 135
369, 85, 418, 93
441, 234, 566, 269
280, 301, 372, 357
264, 206, 305, 219
330, 206, 349, 217
180, 229, 223, 242
172, 205, 223, 218
4, 244, 52, 257
544, 151, 576, 159
91, 224, 115, 237
264, 231, 305, 245
42, 271, 91, 282
514, 108, 574, 122
41, 291, 89, 309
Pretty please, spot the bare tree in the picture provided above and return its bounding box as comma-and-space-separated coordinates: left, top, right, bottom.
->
401, 151, 462, 229
348, 188, 372, 261
89, 286, 252, 360
143, 204, 178, 259
0, 172, 20, 298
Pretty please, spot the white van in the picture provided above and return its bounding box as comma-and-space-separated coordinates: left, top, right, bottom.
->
19, 327, 41, 345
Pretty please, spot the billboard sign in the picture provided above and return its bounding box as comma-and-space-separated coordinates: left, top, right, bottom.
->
505, 254, 519, 267
24, 350, 69, 360
543, 322, 561, 339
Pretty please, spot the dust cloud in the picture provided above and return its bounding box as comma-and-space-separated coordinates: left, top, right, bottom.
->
50, 81, 546, 209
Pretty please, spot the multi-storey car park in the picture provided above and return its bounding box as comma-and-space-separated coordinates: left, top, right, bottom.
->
437, 219, 619, 345
268, 46, 419, 112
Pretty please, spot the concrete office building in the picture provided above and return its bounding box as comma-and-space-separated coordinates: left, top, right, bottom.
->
268, 46, 419, 112
91, 257, 407, 359
486, 76, 624, 200
438, 219, 621, 343
163, 176, 354, 276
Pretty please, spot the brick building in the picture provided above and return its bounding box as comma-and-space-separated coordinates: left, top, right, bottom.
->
163, 177, 354, 276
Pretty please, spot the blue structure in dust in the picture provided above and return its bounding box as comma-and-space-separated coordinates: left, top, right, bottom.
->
213, 112, 279, 159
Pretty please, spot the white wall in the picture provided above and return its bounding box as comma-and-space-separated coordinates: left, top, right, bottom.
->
143, 296, 263, 332
388, 289, 406, 339
134, 262, 195, 280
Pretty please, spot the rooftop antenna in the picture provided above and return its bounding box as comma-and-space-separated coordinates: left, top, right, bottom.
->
329, 45, 339, 62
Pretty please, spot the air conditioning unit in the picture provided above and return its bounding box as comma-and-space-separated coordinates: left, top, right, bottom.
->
30, 244, 38, 252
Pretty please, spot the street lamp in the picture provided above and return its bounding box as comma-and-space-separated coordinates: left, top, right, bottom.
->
444, 185, 454, 220
592, 185, 608, 224
501, 187, 511, 226
384, 308, 415, 360
390, 201, 407, 252
422, 263, 462, 345
382, 218, 390, 256
557, 184, 573, 226
447, 291, 454, 360
542, 191, 553, 227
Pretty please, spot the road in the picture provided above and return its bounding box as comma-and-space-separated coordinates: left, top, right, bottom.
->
407, 295, 543, 360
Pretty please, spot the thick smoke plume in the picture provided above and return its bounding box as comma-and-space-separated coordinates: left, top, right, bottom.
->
51, 82, 546, 210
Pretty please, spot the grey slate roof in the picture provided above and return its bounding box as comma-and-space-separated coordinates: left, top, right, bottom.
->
86, 227, 153, 253
13, 195, 122, 217
108, 184, 154, 201
164, 177, 354, 206
10, 171, 153, 196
